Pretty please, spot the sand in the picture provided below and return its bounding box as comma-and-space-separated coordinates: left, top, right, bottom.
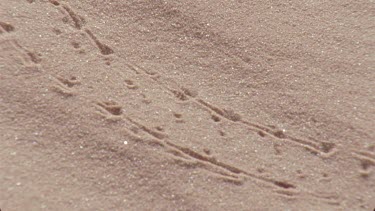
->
0, 0, 374, 210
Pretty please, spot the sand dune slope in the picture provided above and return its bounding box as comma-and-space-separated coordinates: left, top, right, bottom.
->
0, 0, 374, 210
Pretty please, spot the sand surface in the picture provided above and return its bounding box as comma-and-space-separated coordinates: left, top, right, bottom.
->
0, 0, 374, 210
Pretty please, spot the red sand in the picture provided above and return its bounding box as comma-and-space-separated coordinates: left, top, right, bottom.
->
1, 0, 374, 210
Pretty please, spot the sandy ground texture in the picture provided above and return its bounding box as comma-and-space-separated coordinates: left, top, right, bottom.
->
0, 0, 374, 210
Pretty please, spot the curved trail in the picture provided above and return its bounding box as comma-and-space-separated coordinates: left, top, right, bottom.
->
0, 0, 374, 210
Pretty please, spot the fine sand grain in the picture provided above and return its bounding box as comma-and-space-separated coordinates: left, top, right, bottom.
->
0, 0, 374, 210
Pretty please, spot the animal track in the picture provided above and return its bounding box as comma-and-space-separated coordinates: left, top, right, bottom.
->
117, 60, 344, 199
219, 130, 225, 136
96, 101, 123, 116
164, 140, 297, 190
85, 29, 114, 55
258, 130, 266, 137
211, 115, 220, 122
0, 39, 40, 66
196, 98, 337, 156
0, 21, 15, 32
115, 106, 298, 192
46, 1, 114, 56
124, 63, 196, 102
52, 28, 62, 35
120, 60, 340, 158
274, 143, 283, 155
114, 60, 353, 206
124, 79, 138, 89
62, 5, 85, 30
196, 99, 241, 122
51, 76, 80, 96
58, 76, 80, 87
155, 126, 164, 132
124, 63, 141, 74
124, 116, 167, 140
38, 2, 354, 206
352, 150, 375, 163
0, 40, 27, 63
173, 113, 182, 119
119, 113, 299, 191
320, 142, 336, 153
181, 87, 198, 97
308, 191, 341, 206
173, 112, 185, 123
273, 130, 287, 139
11, 40, 41, 64
103, 57, 112, 65
203, 148, 211, 155
170, 89, 189, 101
71, 41, 80, 49
25, 51, 41, 64
48, 0, 60, 6
352, 150, 375, 177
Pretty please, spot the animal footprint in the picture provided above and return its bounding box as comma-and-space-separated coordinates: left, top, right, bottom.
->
173, 112, 184, 123
62, 5, 85, 30
96, 101, 123, 118
0, 21, 15, 33
57, 76, 80, 87
85, 29, 114, 55
125, 79, 138, 89
352, 150, 375, 178
170, 89, 189, 101
51, 76, 80, 96
0, 39, 40, 67
48, 0, 60, 6
71, 41, 80, 49
181, 86, 198, 98
211, 115, 220, 122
